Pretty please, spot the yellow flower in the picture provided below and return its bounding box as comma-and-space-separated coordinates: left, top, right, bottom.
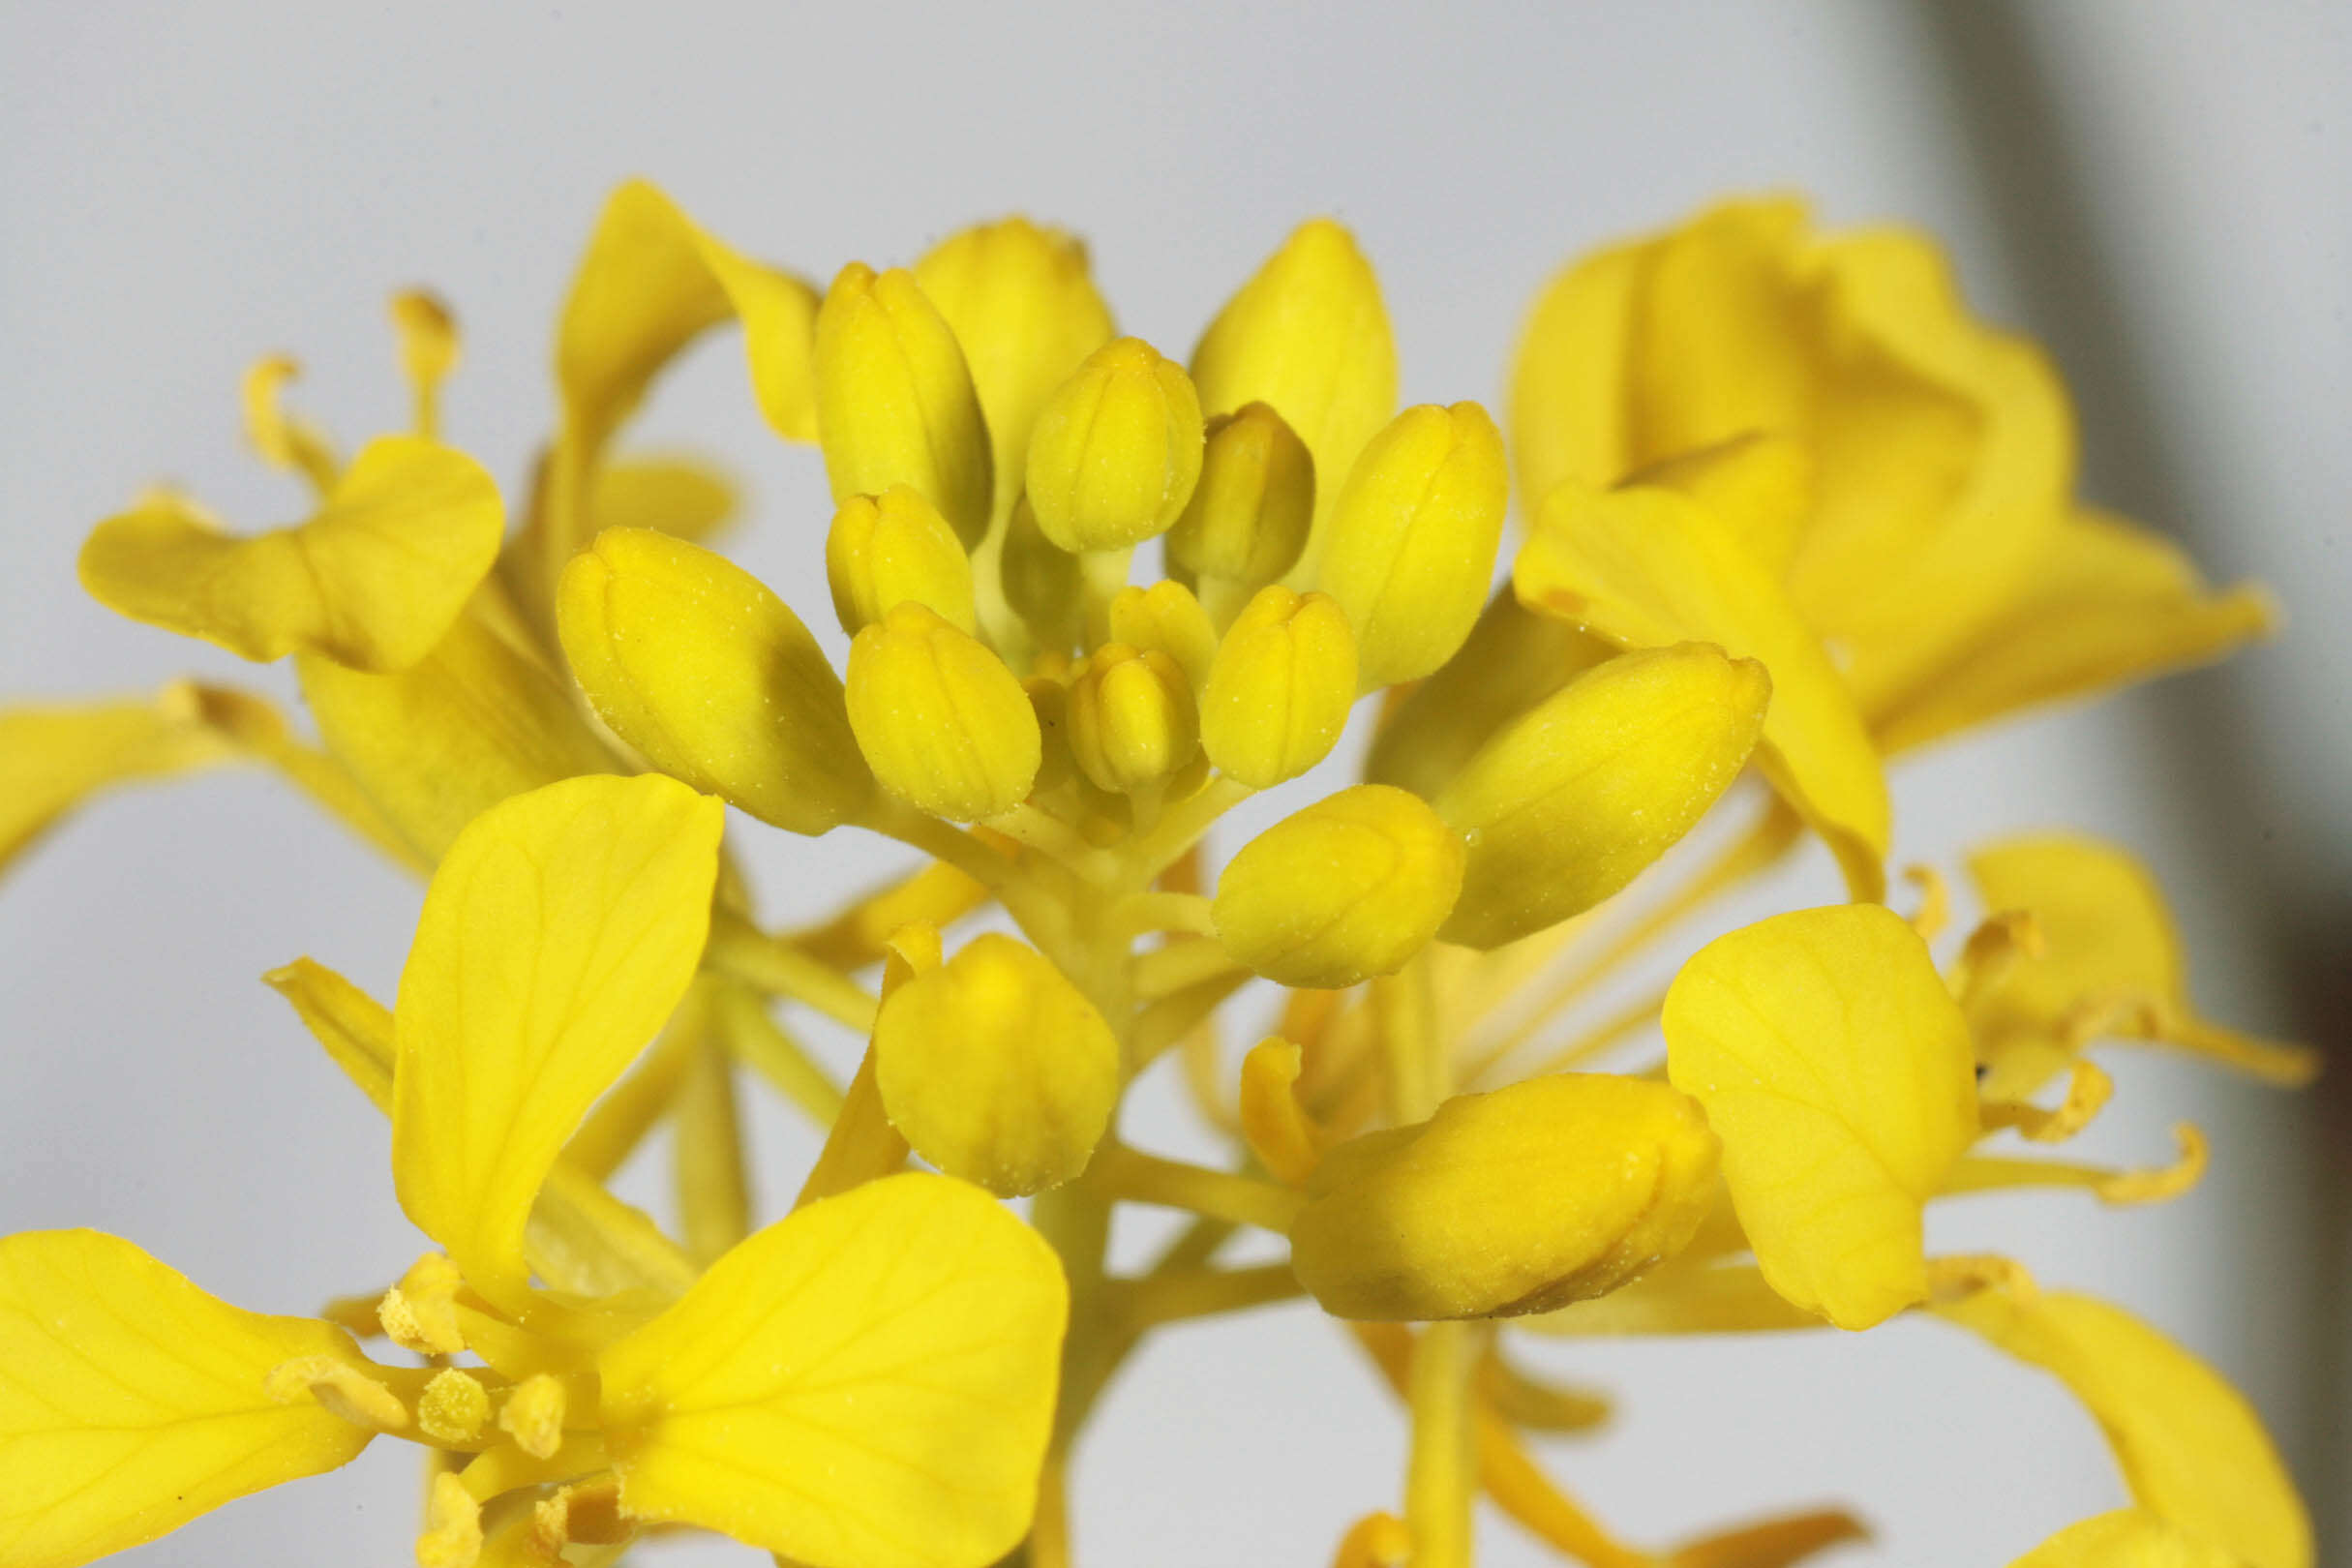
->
0, 182, 2312, 1568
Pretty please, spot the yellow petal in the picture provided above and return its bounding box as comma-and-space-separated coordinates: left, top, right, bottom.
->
1508, 235, 1647, 512
1362, 590, 1612, 802
1518, 478, 1888, 900
2009, 1511, 2242, 1568
1214, 785, 1462, 989
873, 933, 1120, 1195
1191, 219, 1397, 554
1628, 432, 1814, 582
0, 690, 235, 871
1314, 402, 1510, 689
598, 1172, 1067, 1568
298, 598, 618, 865
587, 454, 740, 544
1199, 585, 1357, 789
79, 436, 502, 672
915, 216, 1117, 524
845, 602, 1041, 822
557, 178, 819, 454
815, 262, 994, 551
392, 774, 724, 1307
1663, 905, 1978, 1328
1025, 337, 1205, 554
0, 1229, 375, 1568
1290, 1073, 1720, 1320
1942, 1288, 2309, 1568
1433, 644, 1769, 950
1966, 835, 2316, 1090
558, 528, 876, 835
1874, 509, 2277, 753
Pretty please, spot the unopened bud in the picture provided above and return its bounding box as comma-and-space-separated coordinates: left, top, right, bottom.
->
558, 528, 874, 835
1191, 219, 1396, 543
826, 485, 977, 636
1067, 643, 1199, 797
1001, 496, 1085, 653
846, 601, 1040, 821
1200, 587, 1356, 788
1107, 580, 1217, 690
1315, 402, 1508, 689
814, 262, 993, 549
873, 932, 1120, 1195
1213, 785, 1462, 989
1290, 1073, 1721, 1320
1025, 337, 1204, 553
1434, 645, 1769, 950
1167, 403, 1314, 626
916, 218, 1116, 519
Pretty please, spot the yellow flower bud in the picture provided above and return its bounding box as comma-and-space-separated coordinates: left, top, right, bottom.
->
825, 485, 978, 636
1289, 1073, 1721, 1320
873, 932, 1120, 1196
1024, 337, 1204, 553
1364, 591, 1612, 800
1167, 403, 1314, 626
558, 528, 873, 835
1106, 580, 1217, 691
1213, 785, 1462, 989
1199, 587, 1356, 788
1191, 219, 1395, 543
814, 262, 993, 550
1434, 645, 1771, 950
1067, 644, 1199, 797
846, 601, 1040, 821
1315, 402, 1509, 689
915, 217, 1116, 520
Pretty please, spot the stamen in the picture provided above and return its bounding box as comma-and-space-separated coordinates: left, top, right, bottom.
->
418, 1369, 493, 1447
498, 1372, 569, 1461
240, 354, 339, 493
379, 1251, 467, 1356
1903, 864, 1949, 942
1330, 1512, 1411, 1568
1923, 1254, 2036, 1306
1239, 1037, 1323, 1184
2097, 1124, 2210, 1205
1979, 1059, 2113, 1144
1948, 910, 2042, 1006
264, 1354, 410, 1432
533, 1477, 632, 1554
390, 288, 459, 439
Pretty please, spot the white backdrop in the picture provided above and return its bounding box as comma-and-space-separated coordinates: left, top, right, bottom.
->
2, 3, 2344, 1564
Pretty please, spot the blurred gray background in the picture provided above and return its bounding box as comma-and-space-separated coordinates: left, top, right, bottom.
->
2, 2, 2345, 1564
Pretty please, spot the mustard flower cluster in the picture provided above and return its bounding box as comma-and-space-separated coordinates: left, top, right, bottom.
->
0, 186, 2313, 1568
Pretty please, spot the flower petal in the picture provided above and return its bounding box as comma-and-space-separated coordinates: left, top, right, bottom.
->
1873, 509, 2277, 754
391, 774, 723, 1307
79, 437, 502, 672
0, 1230, 375, 1568
297, 599, 619, 865
1941, 1289, 2309, 1568
2009, 1510, 2242, 1568
0, 690, 236, 871
1663, 905, 1978, 1328
1517, 479, 1888, 899
598, 1172, 1067, 1568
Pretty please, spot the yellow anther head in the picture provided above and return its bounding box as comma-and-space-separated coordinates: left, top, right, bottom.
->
826, 485, 979, 637
417, 1368, 492, 1446
1067, 643, 1200, 797
377, 1250, 467, 1356
873, 933, 1121, 1196
1025, 337, 1205, 553
1168, 403, 1315, 626
1200, 586, 1357, 789
1107, 580, 1218, 691
263, 1354, 410, 1432
389, 287, 460, 434
1315, 401, 1509, 689
1213, 784, 1463, 989
558, 527, 875, 835
1289, 1073, 1721, 1321
846, 601, 1041, 821
815, 261, 994, 550
498, 1372, 569, 1461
